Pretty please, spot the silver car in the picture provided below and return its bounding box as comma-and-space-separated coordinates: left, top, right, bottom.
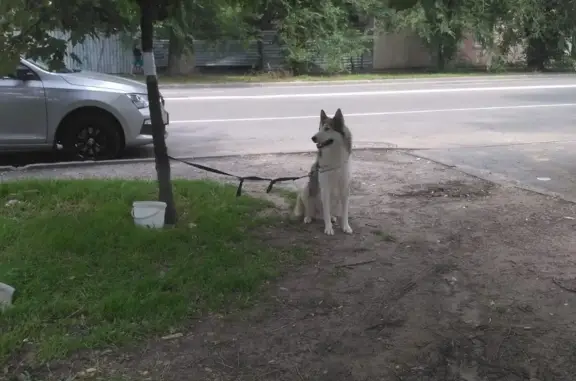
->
0, 58, 169, 160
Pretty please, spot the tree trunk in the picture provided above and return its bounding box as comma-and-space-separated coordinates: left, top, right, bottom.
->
256, 38, 264, 71
436, 42, 445, 71
167, 28, 195, 76
139, 0, 177, 226
526, 37, 548, 71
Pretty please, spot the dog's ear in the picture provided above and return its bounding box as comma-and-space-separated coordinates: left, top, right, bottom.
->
334, 108, 344, 121
320, 109, 328, 122
333, 108, 344, 131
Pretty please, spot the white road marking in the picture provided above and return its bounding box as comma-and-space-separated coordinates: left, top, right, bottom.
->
164, 84, 576, 101
169, 103, 576, 124
159, 76, 536, 92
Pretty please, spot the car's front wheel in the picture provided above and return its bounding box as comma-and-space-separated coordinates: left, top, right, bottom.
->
57, 110, 124, 161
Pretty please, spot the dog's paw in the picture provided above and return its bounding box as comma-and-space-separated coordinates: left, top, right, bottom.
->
331, 216, 337, 223
324, 225, 335, 235
342, 224, 353, 234
303, 216, 312, 224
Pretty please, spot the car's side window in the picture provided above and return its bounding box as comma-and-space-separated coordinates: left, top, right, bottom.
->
1, 64, 37, 80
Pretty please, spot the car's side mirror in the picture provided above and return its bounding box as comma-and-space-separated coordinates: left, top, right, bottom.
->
15, 68, 35, 81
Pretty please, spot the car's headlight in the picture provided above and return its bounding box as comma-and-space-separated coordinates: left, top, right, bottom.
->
127, 93, 149, 109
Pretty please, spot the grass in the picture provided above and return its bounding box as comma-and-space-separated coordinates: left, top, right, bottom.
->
122, 69, 514, 85
0, 179, 299, 365
272, 187, 298, 204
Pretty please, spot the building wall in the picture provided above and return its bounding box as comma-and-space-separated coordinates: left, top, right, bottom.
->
372, 30, 499, 70
456, 34, 491, 67
372, 30, 432, 69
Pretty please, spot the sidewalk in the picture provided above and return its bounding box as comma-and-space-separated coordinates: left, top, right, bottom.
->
7, 150, 576, 380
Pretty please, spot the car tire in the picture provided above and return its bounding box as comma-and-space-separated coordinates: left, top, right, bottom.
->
58, 110, 124, 161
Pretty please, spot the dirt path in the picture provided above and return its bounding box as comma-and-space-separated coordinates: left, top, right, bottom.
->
7, 150, 576, 381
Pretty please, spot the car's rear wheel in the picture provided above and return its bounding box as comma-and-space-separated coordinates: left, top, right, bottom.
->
57, 110, 124, 161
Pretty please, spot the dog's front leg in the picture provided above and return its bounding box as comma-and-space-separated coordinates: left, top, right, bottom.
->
303, 193, 315, 224
320, 186, 334, 235
341, 184, 353, 234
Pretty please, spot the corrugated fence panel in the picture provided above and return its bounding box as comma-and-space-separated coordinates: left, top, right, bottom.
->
48, 31, 168, 74
193, 31, 286, 70
45, 30, 372, 74
310, 50, 373, 72
261, 30, 286, 70
194, 39, 260, 67
49, 31, 130, 73
193, 31, 286, 69
153, 39, 170, 68
350, 50, 374, 71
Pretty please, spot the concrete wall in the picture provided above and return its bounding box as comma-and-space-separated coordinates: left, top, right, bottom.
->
455, 34, 525, 68
372, 30, 431, 69
372, 30, 499, 70
456, 34, 490, 67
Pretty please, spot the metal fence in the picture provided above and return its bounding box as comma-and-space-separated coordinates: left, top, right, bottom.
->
50, 31, 169, 73
50, 30, 373, 74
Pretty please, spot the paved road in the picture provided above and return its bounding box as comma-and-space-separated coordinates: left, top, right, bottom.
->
160, 74, 576, 200
4, 74, 576, 201
163, 75, 576, 155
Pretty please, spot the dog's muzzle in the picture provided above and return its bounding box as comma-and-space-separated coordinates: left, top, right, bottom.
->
312, 136, 334, 149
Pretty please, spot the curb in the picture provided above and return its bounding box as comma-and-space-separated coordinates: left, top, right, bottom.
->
1, 157, 156, 172
0, 143, 398, 173
5, 146, 576, 207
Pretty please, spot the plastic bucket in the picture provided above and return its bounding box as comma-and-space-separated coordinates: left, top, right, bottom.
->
132, 201, 167, 228
0, 282, 15, 310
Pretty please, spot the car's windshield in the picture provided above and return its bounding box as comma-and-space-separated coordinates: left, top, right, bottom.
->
24, 58, 51, 71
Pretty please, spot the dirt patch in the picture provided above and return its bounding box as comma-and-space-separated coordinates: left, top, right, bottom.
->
6, 150, 576, 381
391, 180, 493, 199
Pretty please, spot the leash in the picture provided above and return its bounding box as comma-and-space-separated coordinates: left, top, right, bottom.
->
0, 153, 341, 197
168, 155, 310, 196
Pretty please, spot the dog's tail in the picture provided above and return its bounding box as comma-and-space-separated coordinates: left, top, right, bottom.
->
294, 192, 304, 217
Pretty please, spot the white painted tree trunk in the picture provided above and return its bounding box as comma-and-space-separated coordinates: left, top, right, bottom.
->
139, 0, 177, 225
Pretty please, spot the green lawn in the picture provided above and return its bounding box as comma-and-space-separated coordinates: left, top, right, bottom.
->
123, 70, 508, 85
0, 179, 297, 365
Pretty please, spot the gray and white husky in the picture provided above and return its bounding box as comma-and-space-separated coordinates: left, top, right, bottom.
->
294, 108, 353, 235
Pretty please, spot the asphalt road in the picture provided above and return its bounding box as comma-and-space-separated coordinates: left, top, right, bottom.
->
162, 75, 576, 154
4, 74, 576, 201
161, 74, 576, 200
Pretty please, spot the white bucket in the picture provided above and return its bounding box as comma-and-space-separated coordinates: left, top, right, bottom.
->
132, 201, 167, 228
0, 282, 15, 311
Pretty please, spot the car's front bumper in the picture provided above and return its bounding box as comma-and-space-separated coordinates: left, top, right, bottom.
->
140, 113, 169, 136
130, 109, 169, 147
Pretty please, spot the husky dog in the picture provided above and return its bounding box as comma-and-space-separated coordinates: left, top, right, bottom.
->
294, 108, 353, 235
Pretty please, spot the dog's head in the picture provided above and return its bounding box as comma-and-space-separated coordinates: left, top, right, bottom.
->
311, 108, 351, 152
